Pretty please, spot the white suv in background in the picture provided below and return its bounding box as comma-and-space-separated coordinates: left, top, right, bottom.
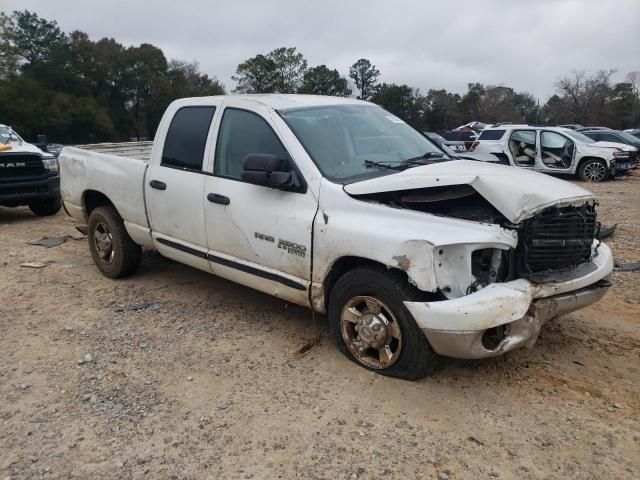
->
470, 126, 638, 182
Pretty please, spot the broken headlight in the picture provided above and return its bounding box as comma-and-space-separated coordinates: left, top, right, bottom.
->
469, 248, 510, 294
434, 243, 514, 299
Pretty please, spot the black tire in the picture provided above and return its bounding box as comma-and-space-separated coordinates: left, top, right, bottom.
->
578, 158, 609, 182
29, 196, 62, 216
87, 205, 141, 278
328, 265, 437, 380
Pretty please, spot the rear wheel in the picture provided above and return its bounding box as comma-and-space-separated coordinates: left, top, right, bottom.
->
328, 266, 436, 380
29, 196, 62, 216
88, 206, 141, 278
578, 159, 608, 182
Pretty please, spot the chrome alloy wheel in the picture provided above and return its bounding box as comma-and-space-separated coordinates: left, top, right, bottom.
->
93, 221, 114, 263
583, 161, 607, 182
340, 296, 402, 369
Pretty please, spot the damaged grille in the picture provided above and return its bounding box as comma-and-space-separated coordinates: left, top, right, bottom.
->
515, 203, 598, 278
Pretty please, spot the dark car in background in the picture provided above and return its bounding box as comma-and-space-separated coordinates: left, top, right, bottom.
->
582, 129, 640, 150
582, 129, 640, 170
441, 129, 479, 151
423, 132, 466, 151
576, 126, 610, 132
624, 129, 640, 140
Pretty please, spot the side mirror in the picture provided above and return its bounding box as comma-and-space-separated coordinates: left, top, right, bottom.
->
241, 153, 299, 190
35, 134, 48, 152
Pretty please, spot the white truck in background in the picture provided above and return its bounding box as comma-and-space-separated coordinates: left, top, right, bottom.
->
0, 124, 61, 215
470, 125, 638, 182
59, 95, 613, 380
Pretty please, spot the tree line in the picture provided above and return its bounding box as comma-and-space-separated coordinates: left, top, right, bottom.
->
233, 47, 640, 132
0, 10, 224, 143
1, 10, 638, 145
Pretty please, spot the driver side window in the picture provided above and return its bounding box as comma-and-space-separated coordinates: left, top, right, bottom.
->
214, 108, 290, 180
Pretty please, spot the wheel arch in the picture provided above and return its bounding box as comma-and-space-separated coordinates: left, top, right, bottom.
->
577, 156, 608, 170
83, 190, 117, 218
320, 256, 429, 313
577, 156, 610, 181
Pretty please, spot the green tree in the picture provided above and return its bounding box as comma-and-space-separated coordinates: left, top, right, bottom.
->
269, 47, 307, 93
513, 92, 539, 124
8, 10, 66, 65
233, 47, 307, 94
610, 82, 638, 129
423, 89, 463, 131
298, 65, 351, 96
371, 83, 424, 127
124, 43, 171, 139
168, 60, 225, 98
232, 54, 276, 93
0, 10, 226, 143
0, 13, 18, 79
459, 83, 485, 120
349, 58, 380, 100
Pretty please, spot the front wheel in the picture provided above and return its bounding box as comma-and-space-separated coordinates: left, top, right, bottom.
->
88, 206, 141, 278
328, 266, 437, 380
578, 159, 609, 182
29, 196, 62, 216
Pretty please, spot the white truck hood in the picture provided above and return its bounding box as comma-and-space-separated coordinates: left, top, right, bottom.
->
343, 160, 594, 224
0, 141, 48, 156
592, 141, 638, 152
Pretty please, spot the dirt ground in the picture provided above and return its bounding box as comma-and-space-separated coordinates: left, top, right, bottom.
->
1, 173, 639, 480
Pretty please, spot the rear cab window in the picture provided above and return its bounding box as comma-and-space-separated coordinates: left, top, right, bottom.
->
161, 106, 216, 171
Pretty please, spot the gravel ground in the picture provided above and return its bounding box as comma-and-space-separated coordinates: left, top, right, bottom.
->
1, 173, 639, 480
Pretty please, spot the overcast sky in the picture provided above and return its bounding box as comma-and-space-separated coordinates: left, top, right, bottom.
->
2, 0, 639, 99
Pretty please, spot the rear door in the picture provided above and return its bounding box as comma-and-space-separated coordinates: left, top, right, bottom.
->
506, 129, 537, 169
145, 102, 219, 272
202, 99, 319, 306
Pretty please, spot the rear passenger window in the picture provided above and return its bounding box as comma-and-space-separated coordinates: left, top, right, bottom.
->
214, 108, 289, 180
598, 133, 622, 143
478, 130, 506, 140
161, 106, 215, 171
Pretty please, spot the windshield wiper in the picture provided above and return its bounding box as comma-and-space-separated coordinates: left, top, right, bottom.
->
363, 159, 405, 170
402, 151, 446, 164
364, 152, 449, 172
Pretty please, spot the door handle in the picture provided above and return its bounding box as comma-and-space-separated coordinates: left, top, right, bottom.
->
207, 193, 230, 205
149, 180, 167, 190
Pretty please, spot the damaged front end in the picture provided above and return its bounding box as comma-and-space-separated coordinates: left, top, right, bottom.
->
345, 179, 613, 359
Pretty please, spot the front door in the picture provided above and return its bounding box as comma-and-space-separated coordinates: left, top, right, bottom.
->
538, 131, 574, 172
203, 104, 318, 305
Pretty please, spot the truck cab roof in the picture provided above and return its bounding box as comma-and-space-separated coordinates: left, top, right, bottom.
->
172, 94, 368, 111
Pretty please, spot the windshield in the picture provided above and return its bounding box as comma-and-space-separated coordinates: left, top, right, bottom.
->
565, 130, 595, 144
426, 132, 446, 142
279, 105, 449, 182
0, 126, 22, 145
617, 131, 640, 144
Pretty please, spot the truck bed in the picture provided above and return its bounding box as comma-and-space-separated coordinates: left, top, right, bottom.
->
59, 142, 151, 230
77, 141, 153, 161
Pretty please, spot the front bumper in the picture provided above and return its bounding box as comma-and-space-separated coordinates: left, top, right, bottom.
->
404, 243, 613, 359
0, 174, 60, 206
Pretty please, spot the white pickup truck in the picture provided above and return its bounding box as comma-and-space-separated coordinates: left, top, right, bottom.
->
60, 95, 613, 380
